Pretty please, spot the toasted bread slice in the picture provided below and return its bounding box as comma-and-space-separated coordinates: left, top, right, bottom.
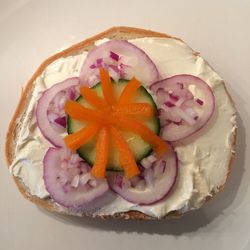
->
5, 27, 236, 220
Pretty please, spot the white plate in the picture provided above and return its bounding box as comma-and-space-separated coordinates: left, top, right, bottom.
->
1, 1, 250, 250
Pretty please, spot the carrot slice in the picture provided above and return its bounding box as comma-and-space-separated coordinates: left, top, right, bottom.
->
64, 123, 100, 151
99, 67, 116, 106
91, 127, 109, 179
64, 100, 105, 123
80, 86, 108, 110
118, 77, 141, 105
115, 103, 153, 118
110, 126, 140, 178
115, 117, 169, 156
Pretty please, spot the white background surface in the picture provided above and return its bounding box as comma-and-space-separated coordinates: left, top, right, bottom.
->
1, 0, 249, 249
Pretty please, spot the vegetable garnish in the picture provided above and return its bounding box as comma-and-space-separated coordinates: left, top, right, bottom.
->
64, 100, 106, 123
150, 74, 215, 141
118, 77, 141, 105
64, 123, 101, 151
90, 127, 110, 179
99, 67, 116, 106
64, 67, 169, 178
79, 40, 160, 86
80, 86, 107, 110
114, 116, 169, 156
110, 126, 140, 178
115, 103, 153, 117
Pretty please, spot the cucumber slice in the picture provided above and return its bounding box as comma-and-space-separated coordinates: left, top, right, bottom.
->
67, 80, 160, 171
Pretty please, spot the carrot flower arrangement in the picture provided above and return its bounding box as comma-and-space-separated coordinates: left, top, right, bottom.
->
64, 67, 169, 179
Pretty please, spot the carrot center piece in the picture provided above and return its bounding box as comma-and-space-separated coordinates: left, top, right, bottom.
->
64, 67, 169, 178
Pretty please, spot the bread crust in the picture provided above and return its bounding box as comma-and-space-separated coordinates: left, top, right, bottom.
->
5, 26, 236, 220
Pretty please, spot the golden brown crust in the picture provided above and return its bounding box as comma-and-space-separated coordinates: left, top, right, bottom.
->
5, 26, 236, 220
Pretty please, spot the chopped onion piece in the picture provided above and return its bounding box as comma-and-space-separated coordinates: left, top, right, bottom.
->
70, 175, 80, 188
175, 107, 196, 125
174, 97, 185, 107
140, 158, 151, 169
80, 173, 92, 186
196, 98, 204, 105
147, 155, 157, 164
165, 101, 175, 108
110, 51, 119, 61
54, 116, 66, 128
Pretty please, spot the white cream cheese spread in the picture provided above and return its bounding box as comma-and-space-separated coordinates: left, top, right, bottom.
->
9, 37, 236, 218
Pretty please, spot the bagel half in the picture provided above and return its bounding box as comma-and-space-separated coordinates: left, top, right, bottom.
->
5, 27, 236, 220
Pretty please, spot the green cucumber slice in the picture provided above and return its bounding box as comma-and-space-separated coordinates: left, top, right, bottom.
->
67, 80, 160, 171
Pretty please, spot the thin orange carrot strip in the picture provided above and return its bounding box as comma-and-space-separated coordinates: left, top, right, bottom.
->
64, 123, 100, 151
118, 77, 141, 105
115, 117, 169, 156
64, 100, 105, 123
115, 103, 153, 118
110, 126, 140, 178
91, 127, 109, 179
80, 86, 108, 110
99, 67, 116, 106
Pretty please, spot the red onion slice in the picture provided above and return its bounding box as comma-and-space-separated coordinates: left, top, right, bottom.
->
108, 146, 178, 205
43, 147, 108, 208
36, 77, 79, 147
79, 40, 159, 86
151, 75, 215, 141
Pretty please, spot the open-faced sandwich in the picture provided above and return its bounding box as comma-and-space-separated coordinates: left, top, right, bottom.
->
5, 27, 237, 219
